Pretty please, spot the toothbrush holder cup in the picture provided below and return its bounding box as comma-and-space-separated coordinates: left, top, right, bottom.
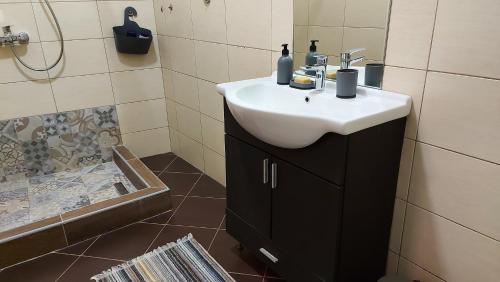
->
336, 69, 359, 99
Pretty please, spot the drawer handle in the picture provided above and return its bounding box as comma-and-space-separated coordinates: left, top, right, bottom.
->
259, 248, 278, 263
263, 159, 269, 184
271, 163, 277, 189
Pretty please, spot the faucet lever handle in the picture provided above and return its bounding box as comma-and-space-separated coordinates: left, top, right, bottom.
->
314, 54, 328, 65
345, 48, 366, 55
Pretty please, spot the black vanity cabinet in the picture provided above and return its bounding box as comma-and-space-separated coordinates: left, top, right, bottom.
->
224, 101, 406, 282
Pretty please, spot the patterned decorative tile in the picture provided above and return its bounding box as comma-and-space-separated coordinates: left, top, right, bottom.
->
59, 194, 91, 212
0, 187, 28, 202
0, 167, 5, 183
29, 203, 61, 222
0, 139, 25, 169
93, 106, 119, 129
0, 178, 29, 193
0, 208, 28, 232
42, 114, 59, 137
13, 116, 46, 142
88, 187, 119, 204
82, 173, 115, 193
0, 120, 17, 142
22, 139, 52, 177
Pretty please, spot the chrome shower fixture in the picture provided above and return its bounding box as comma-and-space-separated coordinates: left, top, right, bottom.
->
0, 25, 30, 46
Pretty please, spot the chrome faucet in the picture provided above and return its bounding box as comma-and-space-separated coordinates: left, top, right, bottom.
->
301, 55, 328, 90
0, 26, 29, 46
340, 48, 365, 69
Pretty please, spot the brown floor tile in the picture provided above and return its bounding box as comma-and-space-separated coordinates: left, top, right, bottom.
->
264, 278, 286, 281
158, 172, 201, 196
169, 197, 225, 228
189, 175, 226, 198
142, 195, 184, 224
84, 223, 163, 261
58, 256, 119, 282
166, 158, 201, 173
140, 153, 176, 172
209, 230, 266, 276
56, 237, 98, 255
0, 253, 77, 282
231, 273, 265, 282
148, 225, 217, 251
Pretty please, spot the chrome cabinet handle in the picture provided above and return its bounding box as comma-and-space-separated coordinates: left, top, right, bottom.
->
271, 163, 277, 189
263, 159, 269, 184
259, 248, 278, 263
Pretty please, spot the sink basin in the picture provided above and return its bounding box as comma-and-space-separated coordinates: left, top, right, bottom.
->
217, 73, 411, 149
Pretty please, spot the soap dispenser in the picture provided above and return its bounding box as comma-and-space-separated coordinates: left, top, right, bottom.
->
277, 44, 293, 85
305, 40, 319, 75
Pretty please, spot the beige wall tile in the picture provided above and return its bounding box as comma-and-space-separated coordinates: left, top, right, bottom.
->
153, 0, 167, 35
272, 0, 294, 52
0, 80, 55, 120
307, 26, 343, 56
396, 138, 415, 200
228, 46, 272, 81
169, 128, 181, 155
389, 198, 406, 253
190, 0, 226, 43
385, 0, 437, 69
344, 0, 390, 29
159, 36, 196, 76
162, 68, 174, 100
293, 26, 309, 53
51, 73, 114, 112
0, 3, 40, 42
308, 0, 345, 27
111, 68, 164, 104
382, 66, 426, 139
122, 127, 171, 158
163, 0, 193, 38
165, 98, 178, 129
117, 98, 168, 134
429, 0, 500, 79
293, 52, 306, 70
97, 0, 157, 38
44, 39, 109, 78
194, 40, 229, 83
33, 1, 102, 41
104, 37, 161, 72
203, 146, 226, 186
201, 114, 224, 156
401, 205, 500, 282
0, 43, 48, 83
177, 132, 204, 172
418, 72, 500, 164
171, 71, 199, 110
386, 251, 399, 275
198, 79, 224, 122
175, 103, 202, 142
410, 143, 500, 241
342, 27, 386, 61
225, 0, 271, 49
293, 0, 308, 26
398, 257, 446, 282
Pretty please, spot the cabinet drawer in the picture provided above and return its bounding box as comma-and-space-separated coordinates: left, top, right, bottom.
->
224, 100, 348, 186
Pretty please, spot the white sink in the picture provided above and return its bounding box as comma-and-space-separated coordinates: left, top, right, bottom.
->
217, 73, 411, 149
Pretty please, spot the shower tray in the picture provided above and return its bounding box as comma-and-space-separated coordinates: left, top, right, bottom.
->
0, 146, 172, 269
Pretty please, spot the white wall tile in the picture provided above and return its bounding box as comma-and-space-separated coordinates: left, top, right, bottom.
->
111, 68, 164, 104
0, 3, 40, 42
104, 37, 161, 72
228, 46, 271, 81
410, 143, 500, 241
418, 72, 500, 164
429, 0, 500, 79
51, 73, 114, 112
190, 0, 226, 43
44, 39, 109, 78
194, 40, 229, 83
33, 1, 102, 41
198, 79, 223, 122
201, 114, 224, 156
203, 146, 225, 186
0, 80, 55, 120
97, 0, 157, 38
116, 98, 168, 134
171, 71, 199, 110
402, 205, 500, 282
122, 127, 171, 158
225, 0, 271, 49
0, 43, 48, 83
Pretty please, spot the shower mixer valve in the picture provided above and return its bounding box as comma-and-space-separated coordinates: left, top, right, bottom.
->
0, 25, 29, 46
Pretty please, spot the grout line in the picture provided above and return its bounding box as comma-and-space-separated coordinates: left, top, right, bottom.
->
54, 235, 101, 281
59, 215, 69, 246
398, 255, 447, 282
208, 215, 225, 251
144, 173, 204, 253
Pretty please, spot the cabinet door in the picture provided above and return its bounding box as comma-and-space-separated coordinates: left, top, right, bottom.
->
225, 135, 272, 237
271, 159, 343, 281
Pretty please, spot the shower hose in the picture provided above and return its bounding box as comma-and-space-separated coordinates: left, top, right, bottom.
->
10, 0, 64, 71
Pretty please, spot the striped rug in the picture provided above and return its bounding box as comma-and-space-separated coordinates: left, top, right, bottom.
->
91, 234, 235, 282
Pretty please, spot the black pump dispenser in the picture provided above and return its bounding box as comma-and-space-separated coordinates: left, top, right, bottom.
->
281, 44, 290, 56
309, 40, 319, 52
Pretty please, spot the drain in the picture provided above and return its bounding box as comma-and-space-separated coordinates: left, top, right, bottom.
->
305, 96, 310, 103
